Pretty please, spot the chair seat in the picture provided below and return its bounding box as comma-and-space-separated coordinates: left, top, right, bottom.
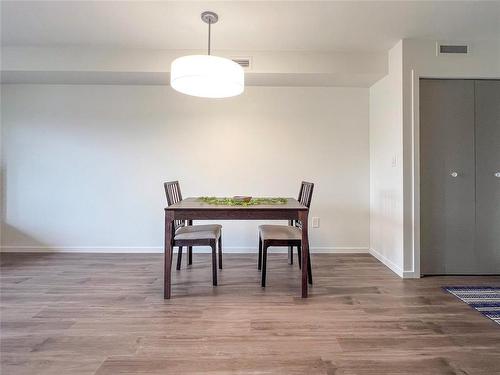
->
175, 224, 222, 240
259, 225, 302, 241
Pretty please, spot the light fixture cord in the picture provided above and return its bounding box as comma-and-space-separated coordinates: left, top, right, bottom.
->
207, 20, 211, 55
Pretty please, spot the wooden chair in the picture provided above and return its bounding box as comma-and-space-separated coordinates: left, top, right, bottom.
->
164, 181, 223, 286
258, 181, 314, 287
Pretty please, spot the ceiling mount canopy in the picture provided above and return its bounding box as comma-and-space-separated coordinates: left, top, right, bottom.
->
170, 11, 244, 99
201, 11, 218, 27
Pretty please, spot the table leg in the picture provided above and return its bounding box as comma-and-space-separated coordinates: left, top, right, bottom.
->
164, 211, 174, 299
299, 210, 309, 298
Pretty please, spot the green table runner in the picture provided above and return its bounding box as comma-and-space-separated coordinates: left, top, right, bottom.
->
199, 197, 287, 206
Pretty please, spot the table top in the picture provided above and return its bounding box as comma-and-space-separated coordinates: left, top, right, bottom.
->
166, 197, 308, 211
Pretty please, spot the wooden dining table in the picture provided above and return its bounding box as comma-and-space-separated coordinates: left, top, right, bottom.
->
164, 197, 310, 299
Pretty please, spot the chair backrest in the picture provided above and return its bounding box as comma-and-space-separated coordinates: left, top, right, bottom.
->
164, 180, 182, 206
298, 181, 314, 208
164, 180, 184, 231
296, 181, 314, 229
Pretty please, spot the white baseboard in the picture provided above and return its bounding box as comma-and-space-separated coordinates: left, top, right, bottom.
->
0, 246, 369, 254
369, 248, 404, 278
0, 246, 164, 253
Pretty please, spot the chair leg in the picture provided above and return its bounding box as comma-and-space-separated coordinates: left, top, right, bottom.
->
258, 236, 262, 270
261, 243, 268, 287
297, 244, 302, 269
307, 249, 313, 285
211, 242, 217, 286
218, 234, 223, 270
176, 246, 183, 270
187, 220, 193, 265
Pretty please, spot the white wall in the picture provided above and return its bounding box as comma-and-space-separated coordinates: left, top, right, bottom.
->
1, 84, 369, 253
369, 41, 404, 276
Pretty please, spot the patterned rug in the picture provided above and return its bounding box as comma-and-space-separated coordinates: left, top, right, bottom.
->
444, 286, 500, 325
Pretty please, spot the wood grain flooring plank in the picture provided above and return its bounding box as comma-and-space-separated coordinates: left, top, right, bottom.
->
1, 253, 499, 375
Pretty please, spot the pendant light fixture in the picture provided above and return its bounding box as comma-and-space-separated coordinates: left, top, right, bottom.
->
170, 11, 244, 98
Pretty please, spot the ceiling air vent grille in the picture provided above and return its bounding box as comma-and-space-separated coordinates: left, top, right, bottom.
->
232, 57, 251, 69
436, 43, 470, 56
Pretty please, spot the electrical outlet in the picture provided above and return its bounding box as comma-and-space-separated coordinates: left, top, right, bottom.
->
312, 217, 320, 228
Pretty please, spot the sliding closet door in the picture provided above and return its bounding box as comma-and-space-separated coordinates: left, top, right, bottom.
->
475, 80, 500, 273
420, 79, 476, 274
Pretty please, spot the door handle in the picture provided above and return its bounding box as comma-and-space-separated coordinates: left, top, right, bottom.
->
450, 172, 458, 178
495, 172, 500, 178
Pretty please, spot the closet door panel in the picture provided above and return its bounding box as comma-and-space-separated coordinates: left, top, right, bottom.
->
420, 79, 476, 274
475, 80, 500, 274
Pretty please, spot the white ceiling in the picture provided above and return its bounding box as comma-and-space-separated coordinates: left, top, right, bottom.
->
2, 1, 499, 53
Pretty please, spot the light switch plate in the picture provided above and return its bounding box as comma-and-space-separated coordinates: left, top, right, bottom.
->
312, 217, 320, 228
391, 155, 397, 168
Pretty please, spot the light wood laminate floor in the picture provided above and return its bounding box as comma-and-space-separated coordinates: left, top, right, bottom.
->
1, 253, 499, 375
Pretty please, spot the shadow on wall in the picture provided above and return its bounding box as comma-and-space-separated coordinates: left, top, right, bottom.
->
371, 189, 401, 256
1, 222, 48, 250
0, 223, 61, 267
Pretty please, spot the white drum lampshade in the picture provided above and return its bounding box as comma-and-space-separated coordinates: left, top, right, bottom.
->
170, 55, 244, 98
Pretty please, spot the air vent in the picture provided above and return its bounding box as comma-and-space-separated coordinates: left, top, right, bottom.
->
232, 57, 251, 69
436, 43, 470, 56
